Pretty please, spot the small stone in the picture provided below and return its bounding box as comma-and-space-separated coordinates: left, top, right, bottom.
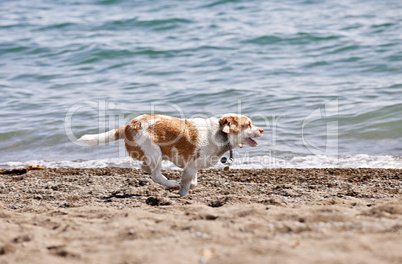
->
145, 196, 171, 206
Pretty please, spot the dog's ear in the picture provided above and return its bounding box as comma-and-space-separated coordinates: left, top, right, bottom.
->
229, 122, 239, 133
222, 123, 230, 133
221, 116, 239, 134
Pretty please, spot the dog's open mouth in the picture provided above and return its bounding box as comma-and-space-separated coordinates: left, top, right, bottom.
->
245, 137, 258, 146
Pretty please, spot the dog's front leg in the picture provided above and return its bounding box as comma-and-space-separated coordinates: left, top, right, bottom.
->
190, 173, 198, 189
179, 167, 197, 197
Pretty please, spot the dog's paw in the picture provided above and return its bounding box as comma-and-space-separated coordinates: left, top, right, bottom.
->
178, 188, 190, 197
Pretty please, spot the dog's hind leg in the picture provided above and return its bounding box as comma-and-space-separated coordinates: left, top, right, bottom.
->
141, 162, 152, 174
149, 162, 179, 188
142, 145, 178, 188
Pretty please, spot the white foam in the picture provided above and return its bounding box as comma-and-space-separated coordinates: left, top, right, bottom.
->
1, 154, 401, 170
287, 154, 402, 168
213, 154, 402, 169
0, 157, 140, 170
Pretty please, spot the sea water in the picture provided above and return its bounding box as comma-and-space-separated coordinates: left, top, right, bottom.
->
1, 0, 402, 169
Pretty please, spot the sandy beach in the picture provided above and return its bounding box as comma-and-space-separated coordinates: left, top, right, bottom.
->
0, 167, 401, 264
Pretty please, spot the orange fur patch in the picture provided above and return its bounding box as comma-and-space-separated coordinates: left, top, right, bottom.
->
146, 116, 199, 163
115, 126, 126, 141
124, 119, 145, 161
220, 115, 250, 134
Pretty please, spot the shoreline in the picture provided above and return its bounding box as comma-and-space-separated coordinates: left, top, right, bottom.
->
1, 168, 401, 263
1, 153, 402, 170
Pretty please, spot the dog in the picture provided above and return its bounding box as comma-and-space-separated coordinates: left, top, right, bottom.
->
78, 114, 263, 197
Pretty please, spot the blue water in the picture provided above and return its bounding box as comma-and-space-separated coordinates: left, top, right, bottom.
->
1, 0, 402, 168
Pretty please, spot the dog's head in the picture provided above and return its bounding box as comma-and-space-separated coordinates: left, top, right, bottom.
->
220, 114, 263, 148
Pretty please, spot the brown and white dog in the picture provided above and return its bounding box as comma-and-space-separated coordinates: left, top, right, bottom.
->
79, 114, 263, 197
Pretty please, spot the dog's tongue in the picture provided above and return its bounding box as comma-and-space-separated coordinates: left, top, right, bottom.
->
239, 144, 243, 148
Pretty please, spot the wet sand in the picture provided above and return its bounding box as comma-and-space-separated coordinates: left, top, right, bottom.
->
0, 168, 401, 264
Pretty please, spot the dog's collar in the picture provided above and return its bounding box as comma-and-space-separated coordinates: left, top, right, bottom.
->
219, 121, 233, 170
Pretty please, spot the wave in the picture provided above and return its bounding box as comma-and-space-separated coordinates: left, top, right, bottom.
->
1, 155, 401, 170
242, 33, 341, 46
98, 18, 192, 31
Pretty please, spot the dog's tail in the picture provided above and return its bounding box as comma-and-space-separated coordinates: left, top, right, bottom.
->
78, 126, 126, 146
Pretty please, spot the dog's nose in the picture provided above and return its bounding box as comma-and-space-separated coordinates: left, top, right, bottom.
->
259, 128, 264, 134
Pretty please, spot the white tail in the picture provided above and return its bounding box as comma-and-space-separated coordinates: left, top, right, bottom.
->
78, 129, 118, 146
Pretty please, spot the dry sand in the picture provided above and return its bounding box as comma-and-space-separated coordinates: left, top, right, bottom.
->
0, 167, 401, 264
